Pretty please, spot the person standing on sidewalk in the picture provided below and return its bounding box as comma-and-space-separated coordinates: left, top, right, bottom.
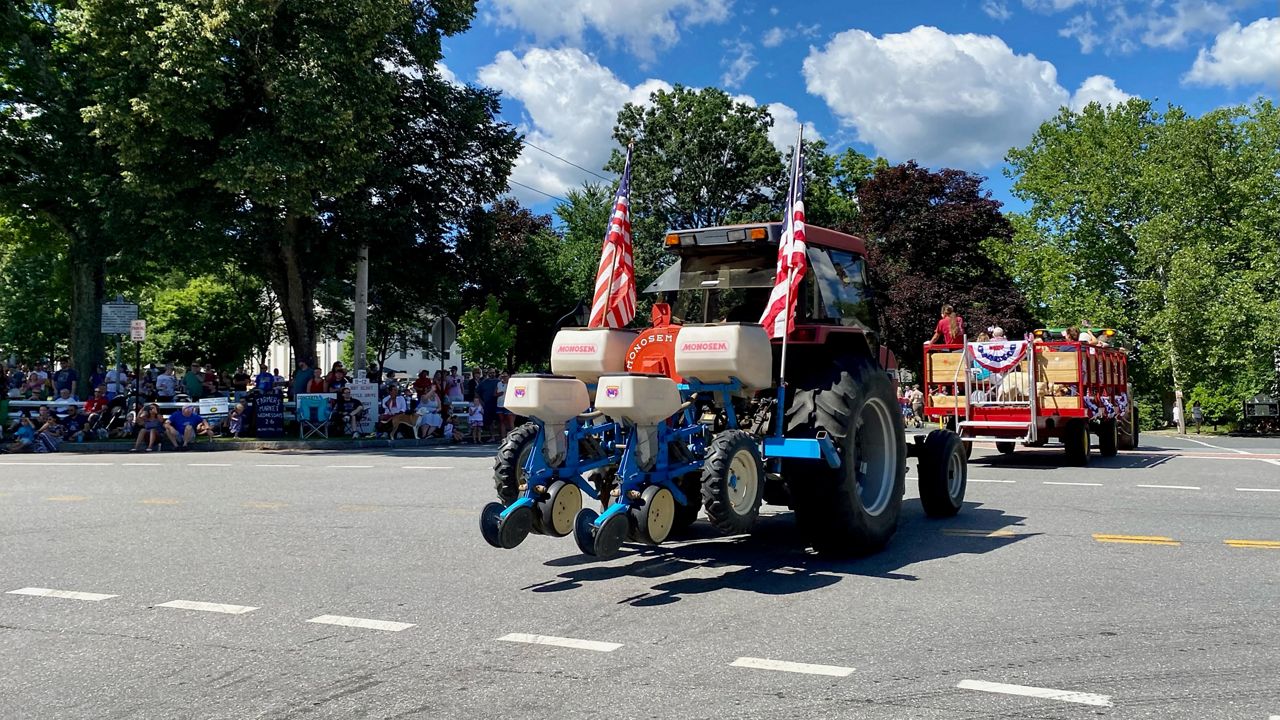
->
1191, 401, 1204, 434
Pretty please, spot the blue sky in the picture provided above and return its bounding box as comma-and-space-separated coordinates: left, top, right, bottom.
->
439, 0, 1279, 215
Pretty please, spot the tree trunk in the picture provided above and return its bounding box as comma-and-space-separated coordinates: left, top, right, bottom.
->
272, 215, 317, 366
69, 250, 105, 381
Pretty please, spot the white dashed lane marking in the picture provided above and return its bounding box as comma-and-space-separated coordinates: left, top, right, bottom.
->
497, 633, 621, 652
1135, 484, 1200, 491
307, 615, 415, 632
7, 587, 117, 602
956, 679, 1112, 707
969, 478, 1016, 484
1237, 488, 1280, 493
1043, 481, 1103, 487
730, 657, 855, 677
156, 600, 258, 615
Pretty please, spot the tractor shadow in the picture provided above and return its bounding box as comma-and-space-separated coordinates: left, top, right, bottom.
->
525, 501, 1033, 606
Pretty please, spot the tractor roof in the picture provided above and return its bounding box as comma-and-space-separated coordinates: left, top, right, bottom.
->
664, 222, 867, 256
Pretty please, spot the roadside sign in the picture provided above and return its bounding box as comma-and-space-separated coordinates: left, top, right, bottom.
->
101, 302, 139, 334
130, 319, 146, 342
350, 380, 379, 434
431, 316, 456, 354
198, 397, 226, 416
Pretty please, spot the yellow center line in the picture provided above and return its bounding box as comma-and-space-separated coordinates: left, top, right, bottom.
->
1092, 533, 1181, 546
46, 495, 89, 502
243, 501, 287, 509
942, 528, 1018, 538
140, 498, 181, 506
1224, 539, 1280, 549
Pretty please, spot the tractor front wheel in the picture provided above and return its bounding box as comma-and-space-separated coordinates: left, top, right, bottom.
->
700, 430, 765, 534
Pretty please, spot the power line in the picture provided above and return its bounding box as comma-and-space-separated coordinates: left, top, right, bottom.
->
506, 179, 567, 204
521, 140, 616, 184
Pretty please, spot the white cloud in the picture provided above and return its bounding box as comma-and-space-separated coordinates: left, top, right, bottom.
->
436, 62, 458, 85
1070, 75, 1135, 110
983, 0, 1013, 22
762, 26, 788, 47
803, 26, 1070, 168
486, 0, 731, 61
733, 94, 822, 155
1048, 1, 1236, 54
720, 40, 757, 88
1184, 17, 1280, 87
477, 48, 671, 203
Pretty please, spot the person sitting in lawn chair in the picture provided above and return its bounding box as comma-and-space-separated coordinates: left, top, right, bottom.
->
330, 388, 368, 438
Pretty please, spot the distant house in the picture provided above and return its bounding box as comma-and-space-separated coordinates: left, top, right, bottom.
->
265, 333, 464, 379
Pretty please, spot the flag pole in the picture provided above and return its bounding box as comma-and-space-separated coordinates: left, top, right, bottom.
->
775, 127, 803, 437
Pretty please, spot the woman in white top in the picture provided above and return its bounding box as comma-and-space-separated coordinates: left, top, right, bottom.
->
415, 388, 442, 439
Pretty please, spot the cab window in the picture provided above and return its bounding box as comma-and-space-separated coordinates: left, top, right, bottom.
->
807, 248, 875, 331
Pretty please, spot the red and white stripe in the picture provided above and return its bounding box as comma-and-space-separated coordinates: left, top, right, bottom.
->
588, 174, 635, 328
760, 131, 808, 339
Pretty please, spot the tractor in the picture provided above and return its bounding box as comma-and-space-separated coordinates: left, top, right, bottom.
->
480, 221, 969, 558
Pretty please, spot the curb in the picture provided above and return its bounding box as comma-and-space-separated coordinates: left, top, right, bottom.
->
60, 437, 460, 453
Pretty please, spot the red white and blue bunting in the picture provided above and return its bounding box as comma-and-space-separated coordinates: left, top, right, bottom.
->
969, 341, 1028, 373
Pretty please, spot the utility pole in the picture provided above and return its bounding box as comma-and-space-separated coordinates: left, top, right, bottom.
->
353, 243, 369, 379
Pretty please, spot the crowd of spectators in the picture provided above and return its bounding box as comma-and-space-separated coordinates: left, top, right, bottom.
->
0, 355, 517, 452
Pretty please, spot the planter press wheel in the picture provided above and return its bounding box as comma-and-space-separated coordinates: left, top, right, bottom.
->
480, 501, 534, 549
534, 480, 582, 538
573, 507, 629, 559
628, 485, 676, 545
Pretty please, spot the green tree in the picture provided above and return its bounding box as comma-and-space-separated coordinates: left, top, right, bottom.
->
554, 183, 615, 307
75, 0, 517, 365
0, 217, 69, 361
457, 296, 515, 371
142, 275, 268, 371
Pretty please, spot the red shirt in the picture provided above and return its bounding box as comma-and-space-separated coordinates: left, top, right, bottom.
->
83, 397, 108, 414
935, 316, 964, 345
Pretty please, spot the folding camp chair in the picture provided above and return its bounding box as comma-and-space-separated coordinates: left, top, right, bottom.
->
297, 394, 334, 440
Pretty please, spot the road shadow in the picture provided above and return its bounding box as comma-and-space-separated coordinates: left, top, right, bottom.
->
970, 447, 1173, 471
524, 501, 1034, 606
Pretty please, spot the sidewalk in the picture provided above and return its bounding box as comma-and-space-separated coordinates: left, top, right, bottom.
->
60, 436, 464, 453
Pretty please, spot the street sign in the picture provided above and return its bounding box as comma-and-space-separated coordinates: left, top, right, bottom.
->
130, 319, 146, 342
101, 302, 139, 334
431, 316, 456, 353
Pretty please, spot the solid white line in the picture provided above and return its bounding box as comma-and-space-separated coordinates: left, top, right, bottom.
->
7, 587, 117, 602
956, 679, 1112, 707
401, 465, 454, 470
969, 478, 1016, 484
1180, 436, 1249, 454
1237, 488, 1280, 493
730, 657, 855, 677
307, 614, 415, 632
156, 599, 258, 615
188, 463, 231, 467
1135, 484, 1201, 490
497, 633, 621, 652
0, 461, 113, 466
326, 465, 373, 469
1043, 481, 1103, 487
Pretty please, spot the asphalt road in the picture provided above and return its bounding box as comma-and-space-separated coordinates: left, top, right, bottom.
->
1, 433, 1277, 719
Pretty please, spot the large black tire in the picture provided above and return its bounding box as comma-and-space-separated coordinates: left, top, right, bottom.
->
1098, 418, 1118, 457
671, 473, 702, 533
943, 417, 974, 459
1063, 418, 1090, 467
493, 422, 538, 504
784, 356, 906, 556
1118, 406, 1140, 450
918, 430, 967, 517
995, 441, 1016, 455
700, 429, 765, 534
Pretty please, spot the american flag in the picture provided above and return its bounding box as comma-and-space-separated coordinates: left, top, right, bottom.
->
588, 145, 636, 329
759, 129, 807, 338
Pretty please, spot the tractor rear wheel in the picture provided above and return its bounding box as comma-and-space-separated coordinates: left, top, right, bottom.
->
493, 422, 538, 504
785, 356, 906, 556
700, 430, 765, 534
